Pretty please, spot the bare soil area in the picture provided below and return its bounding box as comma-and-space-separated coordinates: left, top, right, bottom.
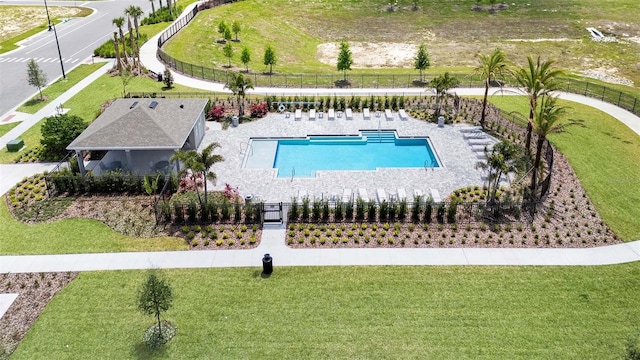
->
0, 6, 86, 41
317, 42, 418, 68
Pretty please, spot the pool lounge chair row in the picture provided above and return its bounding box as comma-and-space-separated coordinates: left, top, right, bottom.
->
295, 188, 442, 203
290, 108, 409, 121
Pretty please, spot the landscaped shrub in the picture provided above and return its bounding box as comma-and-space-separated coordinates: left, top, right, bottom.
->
398, 199, 407, 220
250, 102, 268, 118
187, 200, 197, 224
345, 200, 354, 221
436, 204, 446, 224
322, 200, 330, 222
334, 200, 343, 222
424, 200, 433, 223
289, 197, 298, 221
234, 200, 242, 222
367, 200, 377, 222
141, 6, 182, 25
208, 105, 225, 121
379, 201, 388, 222
221, 201, 231, 221
356, 199, 365, 221
312, 199, 321, 221
447, 201, 458, 223
301, 198, 310, 222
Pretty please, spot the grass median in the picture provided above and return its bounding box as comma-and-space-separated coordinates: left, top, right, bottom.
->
12, 265, 640, 359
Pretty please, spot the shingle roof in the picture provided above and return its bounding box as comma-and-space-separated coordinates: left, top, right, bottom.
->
67, 98, 208, 151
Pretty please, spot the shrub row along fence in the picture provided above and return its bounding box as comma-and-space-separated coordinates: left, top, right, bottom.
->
45, 171, 178, 197
155, 198, 538, 226
155, 0, 640, 117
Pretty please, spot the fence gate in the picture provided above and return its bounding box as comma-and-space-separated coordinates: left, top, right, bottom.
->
262, 202, 283, 224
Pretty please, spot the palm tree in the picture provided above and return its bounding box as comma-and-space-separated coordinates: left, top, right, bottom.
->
474, 48, 507, 128
430, 72, 460, 117
225, 73, 253, 117
475, 140, 525, 206
112, 17, 127, 66
511, 56, 564, 152
128, 6, 143, 39
529, 96, 580, 199
113, 32, 122, 70
149, 0, 155, 16
171, 143, 224, 205
124, 8, 136, 68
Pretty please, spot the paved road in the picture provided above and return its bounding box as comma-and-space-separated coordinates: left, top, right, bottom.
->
0, 0, 151, 116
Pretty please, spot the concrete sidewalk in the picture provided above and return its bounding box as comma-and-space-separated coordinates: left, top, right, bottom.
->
2, 227, 640, 273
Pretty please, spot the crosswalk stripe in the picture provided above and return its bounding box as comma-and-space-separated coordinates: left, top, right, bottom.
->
71, 58, 79, 63
6, 58, 15, 62
20, 58, 29, 62
0, 58, 7, 62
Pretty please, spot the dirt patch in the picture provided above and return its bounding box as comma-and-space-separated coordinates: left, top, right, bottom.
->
0, 272, 78, 358
0, 6, 86, 42
317, 42, 418, 68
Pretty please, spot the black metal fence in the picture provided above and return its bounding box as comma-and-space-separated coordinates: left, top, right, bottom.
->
154, 0, 640, 117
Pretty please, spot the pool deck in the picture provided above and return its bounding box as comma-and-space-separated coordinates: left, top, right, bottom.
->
201, 111, 493, 203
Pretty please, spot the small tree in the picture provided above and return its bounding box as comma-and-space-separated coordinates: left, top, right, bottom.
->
263, 45, 277, 74
218, 21, 228, 39
430, 72, 460, 117
225, 72, 253, 117
163, 66, 174, 89
223, 42, 233, 67
232, 20, 241, 41
224, 27, 232, 42
40, 114, 87, 159
26, 59, 47, 100
119, 67, 133, 96
240, 47, 251, 72
336, 41, 353, 81
414, 43, 430, 82
137, 270, 174, 349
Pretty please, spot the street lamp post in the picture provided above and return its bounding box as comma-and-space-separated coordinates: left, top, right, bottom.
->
43, 0, 66, 79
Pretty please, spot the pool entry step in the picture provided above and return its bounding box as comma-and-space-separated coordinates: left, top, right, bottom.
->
361, 131, 396, 143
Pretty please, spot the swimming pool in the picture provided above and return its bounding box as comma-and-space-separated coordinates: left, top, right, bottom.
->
250, 131, 440, 178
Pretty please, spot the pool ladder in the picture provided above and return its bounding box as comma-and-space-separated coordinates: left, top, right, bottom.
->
240, 141, 253, 157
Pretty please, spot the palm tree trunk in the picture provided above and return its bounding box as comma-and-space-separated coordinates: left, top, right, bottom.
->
203, 173, 208, 204
530, 136, 545, 200
480, 79, 489, 128
524, 106, 534, 152
113, 32, 121, 71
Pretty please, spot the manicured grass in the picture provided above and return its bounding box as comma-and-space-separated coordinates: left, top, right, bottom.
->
163, 0, 640, 84
488, 96, 640, 240
12, 265, 640, 358
0, 122, 19, 137
0, 121, 43, 164
0, 197, 187, 254
17, 63, 105, 114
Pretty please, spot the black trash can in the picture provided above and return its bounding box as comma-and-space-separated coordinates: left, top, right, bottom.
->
262, 253, 273, 274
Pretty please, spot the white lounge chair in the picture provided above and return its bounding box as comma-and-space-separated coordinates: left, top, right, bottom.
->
309, 108, 316, 121
397, 188, 407, 201
363, 108, 370, 120
358, 188, 369, 201
342, 188, 352, 202
376, 188, 387, 203
294, 109, 302, 121
430, 189, 442, 203
385, 109, 394, 121
398, 109, 408, 121
328, 109, 335, 120
345, 108, 353, 120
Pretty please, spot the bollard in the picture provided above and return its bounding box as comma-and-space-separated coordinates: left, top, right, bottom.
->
262, 254, 273, 275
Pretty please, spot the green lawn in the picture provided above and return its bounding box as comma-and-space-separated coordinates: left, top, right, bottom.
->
12, 265, 640, 359
17, 63, 105, 114
162, 0, 640, 85
488, 96, 640, 240
0, 122, 19, 137
0, 197, 187, 254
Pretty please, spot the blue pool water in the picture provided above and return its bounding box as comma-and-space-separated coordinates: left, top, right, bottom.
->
272, 131, 439, 178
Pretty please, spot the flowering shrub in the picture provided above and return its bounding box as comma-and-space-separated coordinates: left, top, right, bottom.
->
208, 105, 225, 121
224, 183, 240, 201
178, 171, 204, 193
250, 102, 269, 118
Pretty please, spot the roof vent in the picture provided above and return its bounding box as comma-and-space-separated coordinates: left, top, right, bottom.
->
129, 101, 138, 109
149, 101, 158, 109
179, 104, 184, 109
